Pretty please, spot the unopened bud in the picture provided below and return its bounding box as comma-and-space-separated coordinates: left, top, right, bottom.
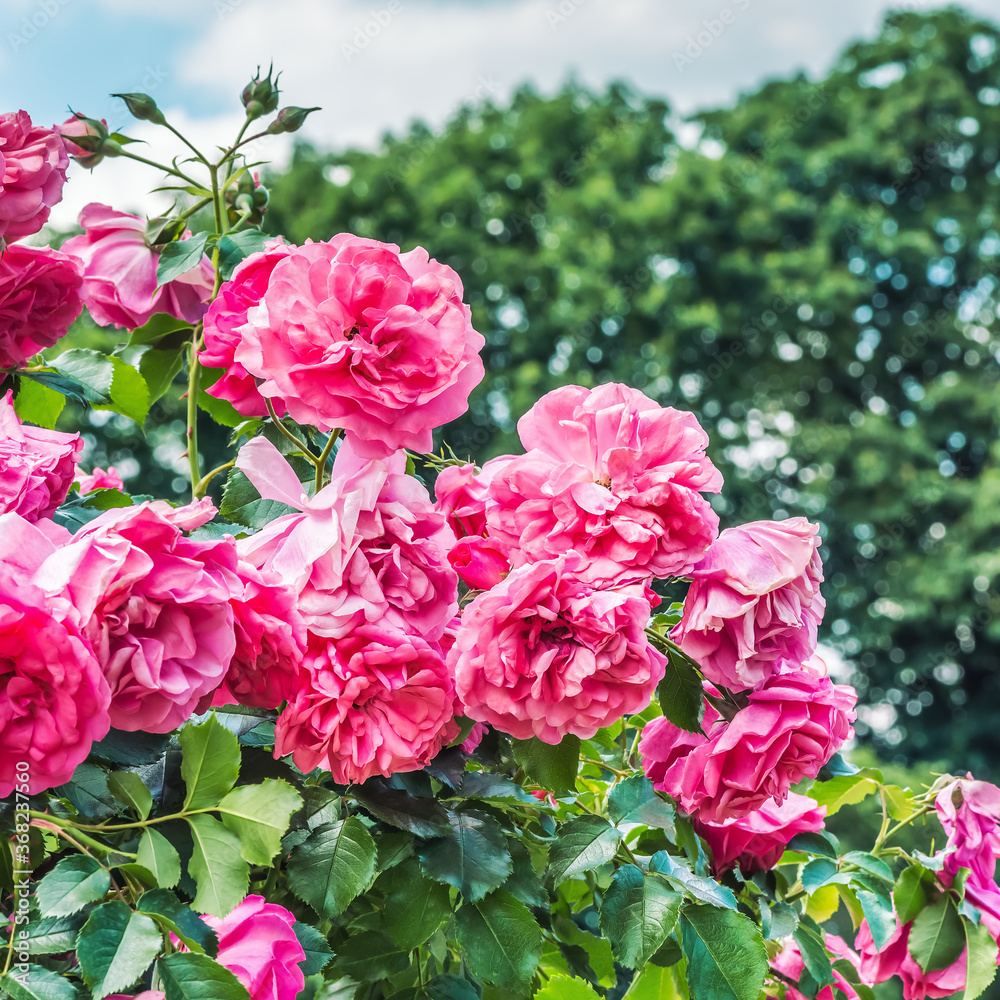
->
241, 65, 281, 119
112, 92, 167, 126
266, 106, 321, 135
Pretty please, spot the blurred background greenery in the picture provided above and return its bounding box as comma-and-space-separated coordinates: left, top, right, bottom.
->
59, 6, 1000, 783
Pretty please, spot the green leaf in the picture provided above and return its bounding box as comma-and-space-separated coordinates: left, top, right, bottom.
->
894, 865, 931, 924
380, 859, 453, 950
137, 889, 219, 957
197, 367, 250, 428
456, 890, 543, 990
287, 817, 378, 917
417, 809, 513, 902
801, 858, 848, 892
808, 772, 880, 816
0, 965, 80, 1000
353, 778, 452, 837
503, 840, 547, 908
13, 377, 64, 428
218, 779, 302, 865
963, 916, 999, 1000
100, 355, 150, 425
158, 952, 251, 1000
220, 467, 295, 530
884, 784, 917, 821
657, 649, 705, 735
842, 851, 894, 883
548, 816, 621, 885
136, 828, 181, 889
217, 231, 272, 281
625, 963, 689, 1000
293, 922, 334, 976
427, 974, 482, 1000
126, 312, 193, 347
762, 901, 800, 941
186, 814, 249, 918
792, 926, 836, 993
787, 830, 841, 858
608, 775, 676, 836
330, 931, 408, 982
534, 975, 601, 1000
180, 715, 240, 810
107, 771, 153, 820
649, 851, 737, 909
36, 855, 111, 917
156, 232, 209, 287
908, 894, 965, 973
511, 735, 580, 793
599, 865, 683, 969
49, 348, 114, 403
77, 900, 161, 999
679, 904, 767, 1000
23, 914, 87, 955
90, 729, 171, 767
139, 345, 185, 404
857, 888, 898, 952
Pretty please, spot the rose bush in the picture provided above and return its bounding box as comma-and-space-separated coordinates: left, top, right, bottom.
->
0, 76, 996, 1000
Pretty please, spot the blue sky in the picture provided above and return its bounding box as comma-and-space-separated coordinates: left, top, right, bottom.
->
4, 0, 998, 228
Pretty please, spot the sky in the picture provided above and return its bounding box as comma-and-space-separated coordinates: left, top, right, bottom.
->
4, 0, 999, 228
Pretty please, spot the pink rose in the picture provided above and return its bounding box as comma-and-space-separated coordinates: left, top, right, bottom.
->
203, 896, 306, 1000
236, 436, 458, 642
75, 465, 125, 494
448, 535, 510, 590
450, 552, 666, 743
673, 518, 825, 690
641, 660, 856, 823
0, 391, 82, 521
770, 935, 866, 1000
484, 384, 722, 585
198, 242, 292, 417
0, 243, 84, 367
0, 111, 68, 244
0, 513, 110, 797
275, 628, 460, 784
62, 204, 214, 330
855, 919, 969, 1000
54, 114, 108, 169
935, 774, 1000, 885
231, 235, 485, 455
461, 721, 487, 754
696, 792, 827, 874
435, 463, 489, 538
74, 499, 242, 732
213, 561, 306, 710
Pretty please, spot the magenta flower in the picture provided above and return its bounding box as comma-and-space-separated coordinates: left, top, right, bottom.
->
448, 535, 510, 590
770, 935, 867, 1000
935, 774, 1000, 885
434, 462, 490, 538
0, 111, 68, 244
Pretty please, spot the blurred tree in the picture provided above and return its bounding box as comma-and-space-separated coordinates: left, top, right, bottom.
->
263, 6, 1000, 771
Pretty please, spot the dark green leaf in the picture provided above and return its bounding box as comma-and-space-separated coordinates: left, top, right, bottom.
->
454, 771, 539, 806
139, 345, 185, 404
126, 313, 193, 347
57, 762, 117, 821
48, 349, 114, 403
23, 913, 87, 956
18, 368, 88, 404
137, 889, 218, 957
180, 715, 240, 810
816, 753, 860, 780
548, 816, 621, 885
598, 864, 682, 969
801, 859, 848, 892
156, 232, 209, 287
426, 974, 482, 1000
787, 830, 841, 858
502, 840, 547, 908
908, 894, 965, 973
77, 900, 161, 999
963, 916, 999, 1000
217, 231, 272, 281
107, 771, 153, 820
36, 856, 110, 918
197, 367, 250, 428
0, 965, 80, 1000
762, 901, 800, 941
287, 817, 378, 917
219, 467, 295, 530
894, 865, 931, 924
354, 778, 452, 837
90, 729, 171, 767
511, 735, 580, 793
331, 931, 408, 982
842, 851, 894, 883
793, 927, 836, 995
608, 775, 676, 837
417, 809, 512, 902
649, 851, 737, 909
456, 891, 543, 990
857, 888, 897, 952
158, 952, 251, 1000
680, 904, 768, 1000
293, 922, 333, 976
656, 649, 705, 735
380, 859, 452, 950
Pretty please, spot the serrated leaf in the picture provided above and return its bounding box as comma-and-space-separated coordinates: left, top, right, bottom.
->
36, 855, 110, 917
287, 817, 378, 918
792, 926, 836, 994
804, 883, 840, 923
139, 344, 185, 404
126, 313, 193, 347
217, 779, 302, 865
13, 377, 64, 428
0, 965, 79, 1000
353, 778, 452, 837
680, 904, 767, 1000
534, 975, 601, 1000
623, 963, 689, 1000
908, 894, 965, 973
23, 913, 87, 955
48, 348, 115, 403
186, 814, 249, 918
99, 355, 150, 425
649, 851, 737, 909
293, 922, 334, 976
90, 729, 171, 767
180, 715, 240, 810
417, 809, 512, 902
156, 232, 209, 287
657, 649, 705, 735
136, 829, 181, 889
137, 889, 218, 957
197, 367, 250, 428
503, 840, 547, 908
894, 865, 931, 924
107, 771, 153, 820
217, 231, 272, 281
331, 931, 408, 982
547, 815, 621, 885
964, 916, 999, 1000
787, 830, 841, 859
764, 900, 801, 940
808, 772, 880, 816
456, 891, 543, 990
511, 735, 580, 793
884, 784, 917, 821
380, 859, 452, 950
842, 851, 894, 883
77, 900, 161, 999
158, 952, 251, 1000
857, 888, 897, 951
599, 865, 682, 968
220, 467, 295, 530
801, 858, 848, 892
608, 775, 676, 836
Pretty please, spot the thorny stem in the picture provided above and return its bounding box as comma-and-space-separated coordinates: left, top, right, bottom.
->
314, 429, 342, 491
162, 121, 209, 166
115, 147, 201, 188
195, 460, 236, 498
266, 398, 320, 463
